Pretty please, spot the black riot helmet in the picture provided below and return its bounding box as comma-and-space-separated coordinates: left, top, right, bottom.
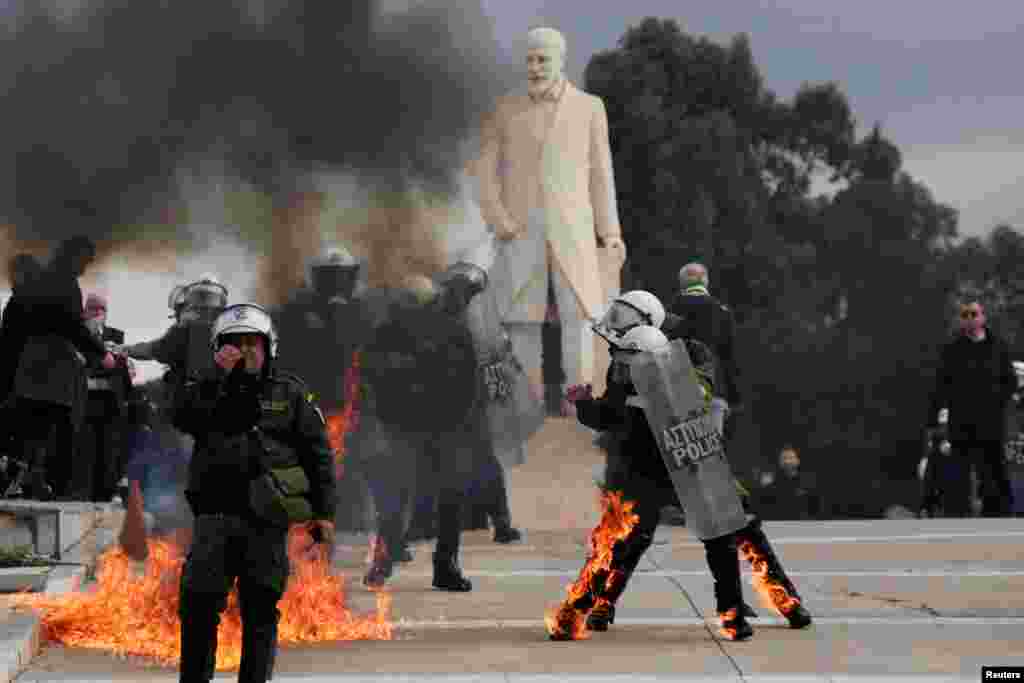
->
436, 261, 488, 316
308, 246, 360, 301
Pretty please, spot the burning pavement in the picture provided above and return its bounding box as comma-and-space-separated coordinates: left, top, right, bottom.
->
9, 525, 392, 672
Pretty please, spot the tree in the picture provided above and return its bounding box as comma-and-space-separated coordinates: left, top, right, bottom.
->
586, 18, 967, 514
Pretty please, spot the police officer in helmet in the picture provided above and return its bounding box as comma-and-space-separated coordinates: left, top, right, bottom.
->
173, 303, 336, 683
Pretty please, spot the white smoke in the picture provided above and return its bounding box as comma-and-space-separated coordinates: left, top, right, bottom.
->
442, 170, 495, 271
81, 171, 266, 384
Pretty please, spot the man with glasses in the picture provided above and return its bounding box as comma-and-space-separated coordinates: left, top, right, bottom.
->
927, 298, 1017, 516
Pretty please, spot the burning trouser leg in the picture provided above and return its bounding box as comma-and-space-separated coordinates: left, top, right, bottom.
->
734, 516, 812, 628
571, 490, 662, 629
361, 418, 419, 587
704, 532, 752, 641
363, 475, 409, 588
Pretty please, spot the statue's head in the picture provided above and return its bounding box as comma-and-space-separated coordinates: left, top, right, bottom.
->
525, 27, 566, 98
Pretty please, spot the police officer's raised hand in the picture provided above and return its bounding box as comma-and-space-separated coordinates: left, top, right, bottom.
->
214, 344, 243, 371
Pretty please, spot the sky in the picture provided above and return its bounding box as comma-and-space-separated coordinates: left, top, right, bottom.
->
479, 0, 1024, 238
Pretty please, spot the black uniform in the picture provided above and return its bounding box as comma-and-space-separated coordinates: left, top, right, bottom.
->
12, 263, 107, 499
78, 325, 133, 502
173, 367, 336, 683
928, 328, 1017, 516
666, 291, 742, 407
663, 306, 812, 629
354, 288, 480, 591
571, 348, 746, 632
272, 288, 369, 532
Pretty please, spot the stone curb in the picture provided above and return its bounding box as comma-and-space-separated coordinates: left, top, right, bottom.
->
1, 563, 89, 683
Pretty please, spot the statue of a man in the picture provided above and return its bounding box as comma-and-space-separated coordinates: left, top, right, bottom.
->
476, 27, 626, 411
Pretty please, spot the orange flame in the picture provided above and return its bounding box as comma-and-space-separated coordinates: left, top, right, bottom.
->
544, 491, 639, 641
718, 607, 738, 639
737, 540, 800, 616
11, 525, 391, 672
325, 351, 362, 479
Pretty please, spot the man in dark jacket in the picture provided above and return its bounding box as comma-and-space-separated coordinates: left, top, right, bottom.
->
12, 237, 116, 500
928, 298, 1017, 517
755, 446, 823, 520
77, 293, 133, 502
665, 263, 742, 421
0, 254, 43, 404
174, 303, 336, 683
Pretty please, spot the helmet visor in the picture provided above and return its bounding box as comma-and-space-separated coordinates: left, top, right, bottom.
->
599, 301, 646, 334
187, 285, 227, 309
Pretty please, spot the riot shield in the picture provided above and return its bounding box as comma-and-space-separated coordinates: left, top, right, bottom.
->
467, 284, 544, 467
629, 339, 747, 540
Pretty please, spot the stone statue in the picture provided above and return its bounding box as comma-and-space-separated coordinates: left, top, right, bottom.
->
476, 26, 626, 411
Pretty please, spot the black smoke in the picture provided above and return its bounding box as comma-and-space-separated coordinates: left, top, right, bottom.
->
0, 0, 506, 244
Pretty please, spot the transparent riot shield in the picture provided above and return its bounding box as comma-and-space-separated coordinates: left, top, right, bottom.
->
629, 339, 747, 540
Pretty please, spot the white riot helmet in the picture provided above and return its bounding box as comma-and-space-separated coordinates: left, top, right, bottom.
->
167, 285, 186, 310
616, 325, 669, 353
211, 303, 279, 358
593, 290, 666, 345
185, 275, 229, 311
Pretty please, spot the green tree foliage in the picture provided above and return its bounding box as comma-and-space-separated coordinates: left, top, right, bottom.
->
584, 17, 997, 516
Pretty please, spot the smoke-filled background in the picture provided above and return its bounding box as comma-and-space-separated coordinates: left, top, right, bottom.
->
0, 0, 513, 319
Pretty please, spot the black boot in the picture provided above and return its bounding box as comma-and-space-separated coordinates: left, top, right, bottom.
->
736, 519, 812, 629
363, 536, 395, 588
492, 516, 522, 544
705, 534, 753, 641
363, 554, 393, 588
579, 530, 657, 631
432, 552, 472, 592
462, 505, 489, 531
395, 543, 414, 563
718, 608, 754, 642
585, 600, 615, 631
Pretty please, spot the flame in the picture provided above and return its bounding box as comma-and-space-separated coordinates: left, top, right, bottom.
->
325, 351, 362, 479
718, 607, 738, 639
11, 525, 391, 671
544, 491, 639, 641
737, 540, 800, 616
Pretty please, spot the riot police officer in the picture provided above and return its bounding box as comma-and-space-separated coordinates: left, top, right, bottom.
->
356, 276, 479, 592
436, 262, 537, 543
273, 247, 361, 407
272, 246, 370, 533
118, 276, 228, 411
566, 323, 755, 640
174, 303, 336, 683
